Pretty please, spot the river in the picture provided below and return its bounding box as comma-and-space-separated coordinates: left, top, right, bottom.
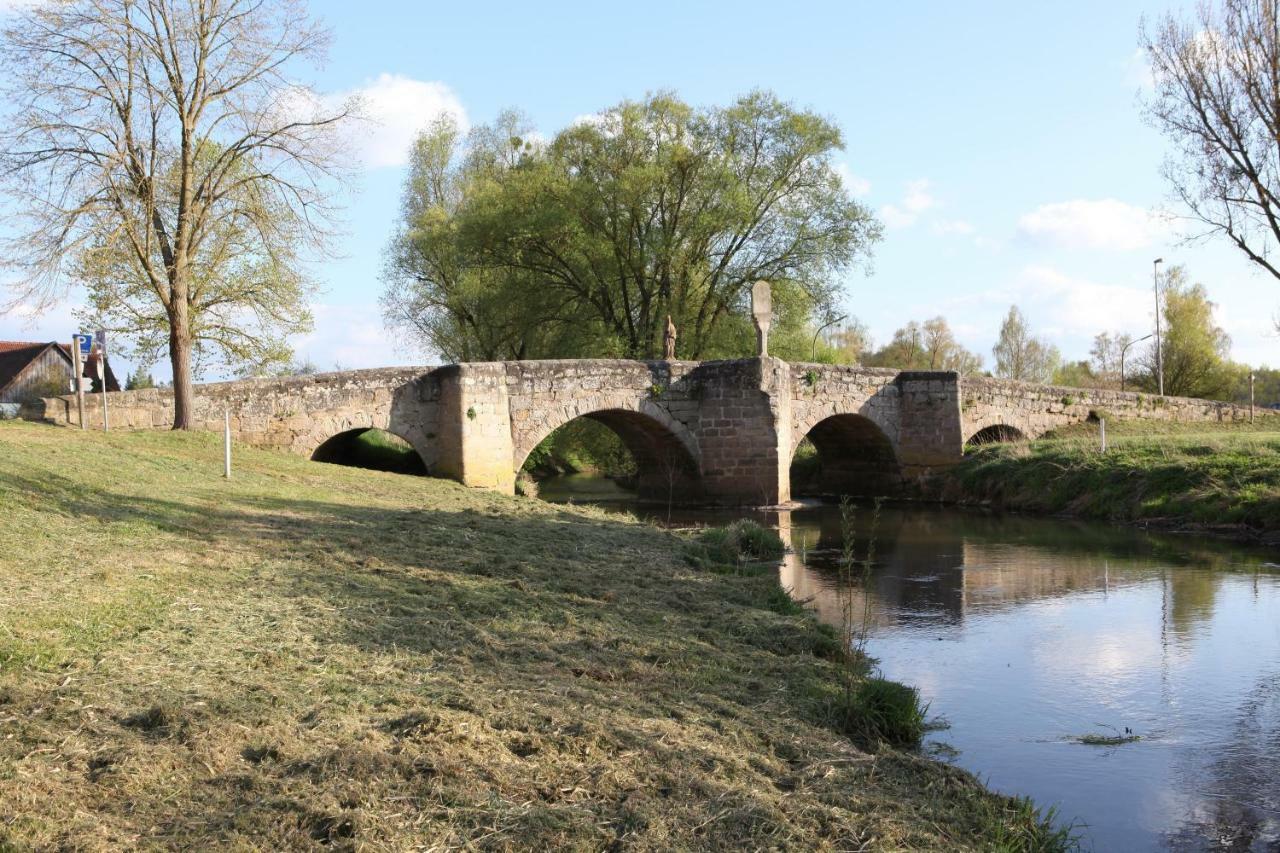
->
539, 473, 1280, 852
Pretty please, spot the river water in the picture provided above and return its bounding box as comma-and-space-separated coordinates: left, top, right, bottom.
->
539, 474, 1280, 852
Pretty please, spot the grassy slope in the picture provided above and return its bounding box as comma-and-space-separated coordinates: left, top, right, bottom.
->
950, 420, 1280, 539
0, 422, 1058, 852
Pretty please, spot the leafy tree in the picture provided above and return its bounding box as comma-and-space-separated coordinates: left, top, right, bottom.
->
125, 371, 156, 391
865, 316, 982, 373
1144, 0, 1280, 316
815, 318, 872, 365
384, 92, 881, 361
1136, 266, 1236, 398
1052, 360, 1097, 389
1233, 366, 1280, 407
992, 305, 1060, 383
0, 0, 353, 428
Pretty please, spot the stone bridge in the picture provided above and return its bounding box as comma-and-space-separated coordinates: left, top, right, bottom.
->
34, 358, 1259, 505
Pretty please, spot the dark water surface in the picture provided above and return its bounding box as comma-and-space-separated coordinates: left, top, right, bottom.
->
540, 474, 1280, 852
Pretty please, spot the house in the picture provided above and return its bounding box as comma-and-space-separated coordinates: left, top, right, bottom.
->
0, 341, 120, 408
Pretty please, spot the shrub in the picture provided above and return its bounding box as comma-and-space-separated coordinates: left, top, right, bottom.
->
685, 520, 784, 570
830, 677, 927, 747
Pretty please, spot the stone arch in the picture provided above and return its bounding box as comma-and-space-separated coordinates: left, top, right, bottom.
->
965, 423, 1027, 447
791, 412, 902, 498
310, 427, 429, 475
514, 398, 702, 502
303, 409, 433, 475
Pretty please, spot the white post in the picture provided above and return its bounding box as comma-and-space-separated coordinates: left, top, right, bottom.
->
224, 409, 232, 479
1100, 418, 1108, 454
98, 336, 109, 432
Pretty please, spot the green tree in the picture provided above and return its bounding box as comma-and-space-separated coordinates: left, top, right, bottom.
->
0, 0, 353, 428
1052, 360, 1097, 388
865, 316, 982, 373
125, 371, 156, 391
384, 92, 881, 361
992, 305, 1060, 383
1138, 266, 1235, 399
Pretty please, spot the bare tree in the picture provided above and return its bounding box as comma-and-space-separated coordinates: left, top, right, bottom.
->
1144, 1, 1280, 296
0, 0, 354, 428
992, 305, 1060, 383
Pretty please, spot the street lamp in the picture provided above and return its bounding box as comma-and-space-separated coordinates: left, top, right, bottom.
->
812, 314, 847, 361
1153, 258, 1164, 396
1119, 333, 1153, 392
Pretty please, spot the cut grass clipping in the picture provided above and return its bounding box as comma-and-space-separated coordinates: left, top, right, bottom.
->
0, 421, 1076, 851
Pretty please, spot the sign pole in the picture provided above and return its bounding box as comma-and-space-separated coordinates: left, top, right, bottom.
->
1100, 418, 1107, 454
71, 336, 86, 429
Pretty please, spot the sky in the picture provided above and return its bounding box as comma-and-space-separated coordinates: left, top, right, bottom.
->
1, 0, 1278, 379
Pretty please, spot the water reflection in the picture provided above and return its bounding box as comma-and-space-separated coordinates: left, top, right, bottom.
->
538, 476, 1280, 852
775, 503, 1280, 853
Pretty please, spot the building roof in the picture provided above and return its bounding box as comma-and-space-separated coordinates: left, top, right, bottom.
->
0, 341, 120, 397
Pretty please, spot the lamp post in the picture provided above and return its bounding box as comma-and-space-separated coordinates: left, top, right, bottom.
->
812, 314, 847, 361
1119, 333, 1153, 392
1153, 258, 1165, 396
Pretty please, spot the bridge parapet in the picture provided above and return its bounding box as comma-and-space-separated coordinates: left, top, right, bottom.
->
30, 358, 1271, 506
961, 377, 1258, 444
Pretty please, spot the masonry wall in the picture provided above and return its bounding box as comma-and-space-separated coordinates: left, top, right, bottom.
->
35, 367, 438, 462
961, 377, 1261, 442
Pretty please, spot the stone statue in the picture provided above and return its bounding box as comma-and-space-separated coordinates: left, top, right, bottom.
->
663, 314, 677, 360
751, 280, 772, 357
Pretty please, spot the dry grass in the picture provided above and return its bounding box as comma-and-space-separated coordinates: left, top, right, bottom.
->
0, 421, 1068, 851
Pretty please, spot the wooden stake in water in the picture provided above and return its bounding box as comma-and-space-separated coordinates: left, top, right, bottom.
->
1099, 418, 1107, 454
224, 409, 232, 479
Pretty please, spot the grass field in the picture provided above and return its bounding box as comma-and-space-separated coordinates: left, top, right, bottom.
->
951, 419, 1280, 539
0, 421, 1070, 851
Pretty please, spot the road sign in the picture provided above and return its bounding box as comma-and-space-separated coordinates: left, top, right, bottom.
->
74, 334, 93, 357
94, 330, 107, 351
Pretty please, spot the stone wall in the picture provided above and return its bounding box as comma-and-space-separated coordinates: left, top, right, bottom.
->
29, 358, 1273, 506
961, 377, 1260, 442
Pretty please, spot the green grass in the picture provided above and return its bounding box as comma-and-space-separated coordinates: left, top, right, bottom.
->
950, 425, 1280, 538
0, 421, 1074, 851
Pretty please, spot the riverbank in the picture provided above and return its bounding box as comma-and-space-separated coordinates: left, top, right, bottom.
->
944, 421, 1280, 544
0, 421, 1068, 851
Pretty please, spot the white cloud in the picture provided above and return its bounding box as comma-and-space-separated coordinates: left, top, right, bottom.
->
832, 161, 871, 197
328, 74, 468, 170
1123, 47, 1156, 91
902, 179, 936, 213
294, 303, 424, 371
933, 219, 975, 236
880, 178, 938, 228
1015, 265, 1154, 337
1017, 199, 1169, 251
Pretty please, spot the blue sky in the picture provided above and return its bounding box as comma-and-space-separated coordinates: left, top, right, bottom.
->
3, 0, 1278, 377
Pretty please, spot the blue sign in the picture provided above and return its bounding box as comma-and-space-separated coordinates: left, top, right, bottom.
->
74, 334, 93, 356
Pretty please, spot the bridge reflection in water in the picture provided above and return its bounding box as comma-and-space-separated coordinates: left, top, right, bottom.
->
545, 489, 1278, 853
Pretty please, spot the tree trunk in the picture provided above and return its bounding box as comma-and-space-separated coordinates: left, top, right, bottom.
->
169, 302, 194, 430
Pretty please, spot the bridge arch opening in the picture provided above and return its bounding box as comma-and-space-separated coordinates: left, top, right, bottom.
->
966, 424, 1026, 448
311, 428, 428, 476
519, 408, 700, 504
790, 413, 901, 499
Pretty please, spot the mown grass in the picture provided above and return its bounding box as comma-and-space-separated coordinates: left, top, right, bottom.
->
0, 421, 1073, 851
950, 423, 1280, 538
